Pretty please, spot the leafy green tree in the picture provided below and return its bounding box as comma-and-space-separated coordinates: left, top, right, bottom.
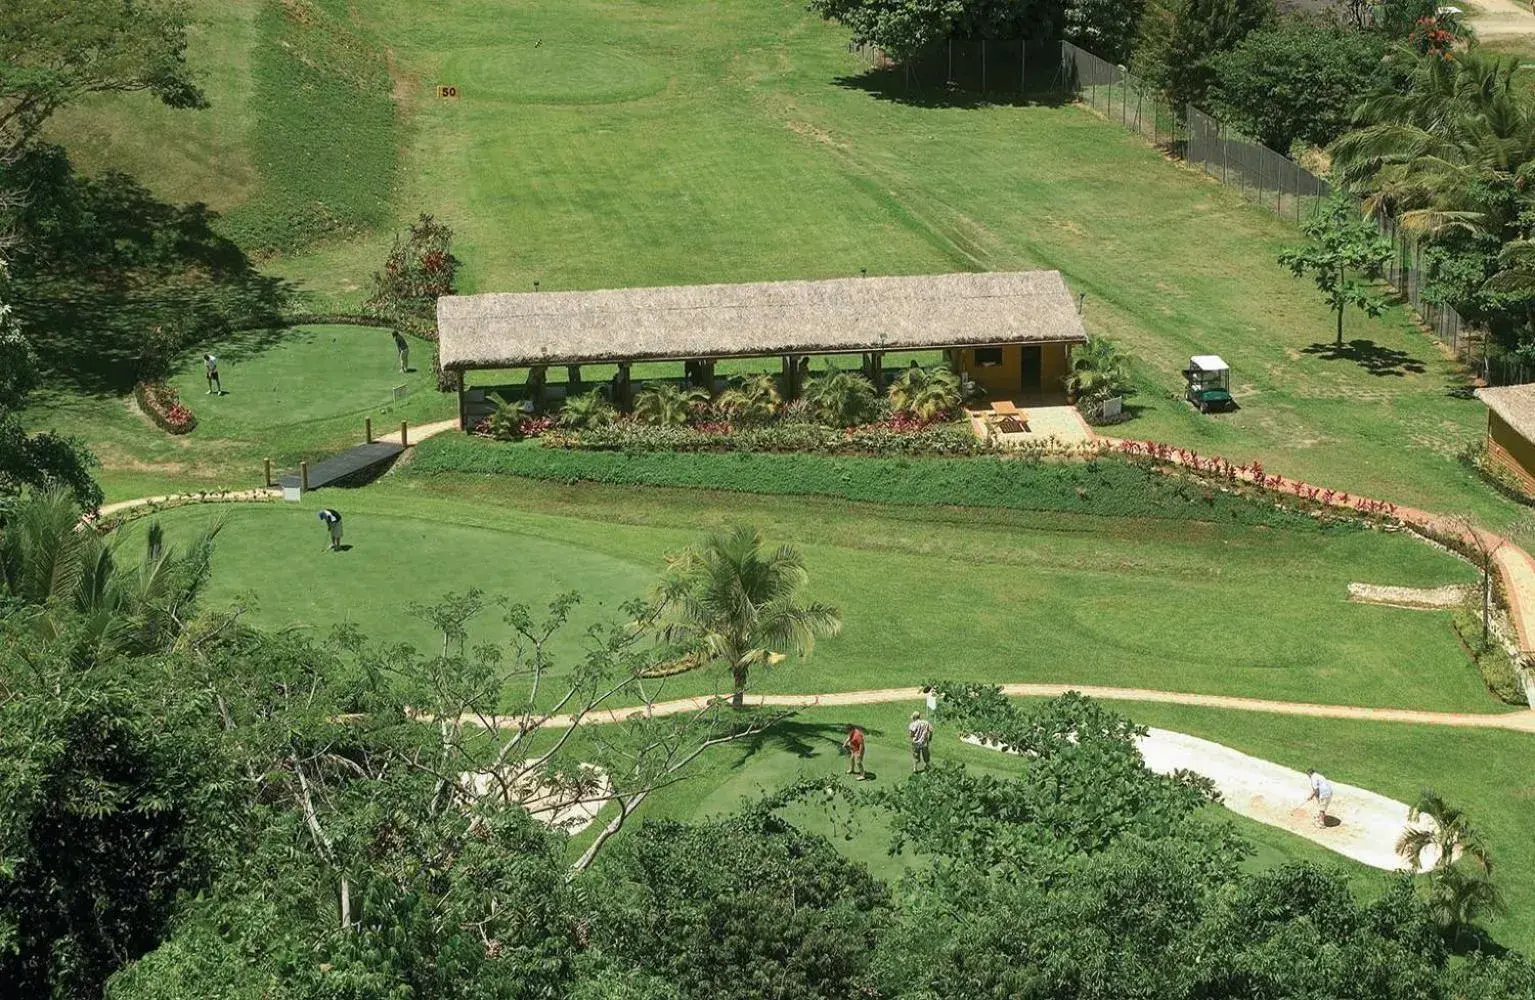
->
658, 526, 841, 708
585, 812, 888, 1000
632, 382, 707, 427
887, 363, 962, 421
0, 633, 233, 999
801, 365, 880, 428
1065, 0, 1148, 64
1207, 23, 1388, 152
807, 0, 1055, 63
715, 373, 780, 426
366, 213, 460, 325
0, 265, 99, 511
1133, 0, 1273, 109
561, 389, 619, 429
0, 0, 204, 161
1279, 195, 1395, 346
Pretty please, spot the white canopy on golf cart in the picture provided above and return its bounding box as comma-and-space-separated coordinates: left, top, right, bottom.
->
1189, 355, 1229, 373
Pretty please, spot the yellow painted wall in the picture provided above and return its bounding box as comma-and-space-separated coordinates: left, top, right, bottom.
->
1490, 412, 1535, 489
955, 343, 1071, 394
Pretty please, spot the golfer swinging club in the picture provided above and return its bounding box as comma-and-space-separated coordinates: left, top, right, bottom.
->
393, 330, 410, 373
1305, 768, 1333, 828
317, 508, 343, 551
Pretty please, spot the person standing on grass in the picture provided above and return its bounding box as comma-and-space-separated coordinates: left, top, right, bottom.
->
1305, 768, 1333, 828
908, 711, 933, 773
923, 685, 939, 718
204, 354, 222, 395
393, 331, 410, 373
317, 508, 343, 551
842, 725, 867, 781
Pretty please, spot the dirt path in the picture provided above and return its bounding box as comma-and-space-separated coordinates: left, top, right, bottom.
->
491, 682, 1535, 732
1466, 0, 1535, 41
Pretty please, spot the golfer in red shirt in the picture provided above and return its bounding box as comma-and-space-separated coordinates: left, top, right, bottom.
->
843, 725, 867, 780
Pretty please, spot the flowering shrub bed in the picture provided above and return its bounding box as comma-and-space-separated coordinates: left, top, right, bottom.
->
536, 418, 991, 457
134, 380, 198, 434
1115, 440, 1400, 518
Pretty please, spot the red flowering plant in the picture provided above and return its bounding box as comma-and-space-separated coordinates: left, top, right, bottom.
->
367, 213, 460, 323
135, 380, 197, 434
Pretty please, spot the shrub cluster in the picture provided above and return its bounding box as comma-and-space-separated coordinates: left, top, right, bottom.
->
1450, 603, 1528, 705
133, 380, 197, 435
408, 435, 1336, 529
540, 418, 991, 457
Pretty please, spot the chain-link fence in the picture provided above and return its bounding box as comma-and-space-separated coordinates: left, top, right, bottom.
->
1058, 40, 1496, 379
848, 39, 1053, 95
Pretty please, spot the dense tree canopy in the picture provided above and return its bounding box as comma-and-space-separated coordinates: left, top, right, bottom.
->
1132, 0, 1273, 110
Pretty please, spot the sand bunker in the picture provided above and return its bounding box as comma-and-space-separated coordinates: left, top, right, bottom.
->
459, 764, 611, 835
964, 728, 1442, 871
1347, 582, 1469, 610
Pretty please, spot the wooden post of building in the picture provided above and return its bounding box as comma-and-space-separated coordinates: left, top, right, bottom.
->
365, 417, 373, 444
300, 461, 310, 492
871, 351, 884, 389
616, 362, 633, 412
702, 358, 718, 397
566, 365, 582, 393
264, 458, 272, 488
400, 421, 408, 447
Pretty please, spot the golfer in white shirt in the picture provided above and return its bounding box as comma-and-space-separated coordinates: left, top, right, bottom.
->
1306, 769, 1333, 828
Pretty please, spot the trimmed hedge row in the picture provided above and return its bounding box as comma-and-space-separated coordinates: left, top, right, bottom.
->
408, 435, 1338, 529
543, 420, 990, 457
134, 381, 197, 435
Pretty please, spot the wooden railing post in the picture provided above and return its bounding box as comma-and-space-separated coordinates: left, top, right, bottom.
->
400, 421, 408, 447
300, 461, 310, 492
264, 458, 272, 487
365, 417, 373, 443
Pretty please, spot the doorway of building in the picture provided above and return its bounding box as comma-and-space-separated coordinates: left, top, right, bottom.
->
1020, 345, 1042, 391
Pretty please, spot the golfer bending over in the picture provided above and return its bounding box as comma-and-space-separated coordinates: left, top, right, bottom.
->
393, 331, 410, 373
1305, 768, 1333, 828
908, 711, 933, 773
317, 508, 343, 551
204, 354, 223, 395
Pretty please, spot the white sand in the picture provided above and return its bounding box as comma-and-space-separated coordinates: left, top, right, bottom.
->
964, 728, 1443, 871
459, 764, 611, 836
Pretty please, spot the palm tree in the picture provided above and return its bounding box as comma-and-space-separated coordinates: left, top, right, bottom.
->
0, 490, 218, 660
887, 364, 962, 421
560, 390, 618, 430
801, 365, 880, 428
1068, 338, 1133, 407
657, 525, 842, 708
1423, 859, 1506, 948
1333, 49, 1535, 241
632, 382, 708, 427
715, 373, 780, 426
1396, 789, 1492, 874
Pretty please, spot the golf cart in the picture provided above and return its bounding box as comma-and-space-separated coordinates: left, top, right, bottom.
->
1183, 355, 1232, 413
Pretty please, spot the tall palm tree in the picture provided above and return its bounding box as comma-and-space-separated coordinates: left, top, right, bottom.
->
632, 382, 707, 427
801, 365, 880, 428
559, 390, 618, 430
0, 490, 218, 660
887, 364, 962, 421
1396, 789, 1492, 874
1333, 48, 1535, 241
715, 373, 780, 426
1423, 858, 1506, 948
657, 525, 842, 708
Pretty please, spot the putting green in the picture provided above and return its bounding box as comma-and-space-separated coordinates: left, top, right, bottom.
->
168, 325, 442, 439
437, 43, 667, 105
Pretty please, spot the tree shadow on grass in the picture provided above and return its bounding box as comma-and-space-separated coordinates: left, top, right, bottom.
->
831, 65, 1071, 109
6, 145, 291, 396
724, 719, 879, 768
1301, 339, 1427, 377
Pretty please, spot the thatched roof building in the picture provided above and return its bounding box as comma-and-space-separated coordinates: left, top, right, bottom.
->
436, 270, 1087, 371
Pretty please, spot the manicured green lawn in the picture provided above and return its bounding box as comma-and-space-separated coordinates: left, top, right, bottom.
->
27, 325, 452, 500
49, 0, 1519, 526
130, 474, 1496, 712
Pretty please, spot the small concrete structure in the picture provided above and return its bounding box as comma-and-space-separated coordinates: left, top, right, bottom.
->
1476, 385, 1535, 492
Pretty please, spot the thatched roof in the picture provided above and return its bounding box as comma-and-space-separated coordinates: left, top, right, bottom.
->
436, 271, 1088, 370
1478, 385, 1535, 444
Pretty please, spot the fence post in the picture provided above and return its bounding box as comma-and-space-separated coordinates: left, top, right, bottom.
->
400, 420, 409, 447
264, 458, 272, 488
365, 417, 372, 444
300, 461, 310, 492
